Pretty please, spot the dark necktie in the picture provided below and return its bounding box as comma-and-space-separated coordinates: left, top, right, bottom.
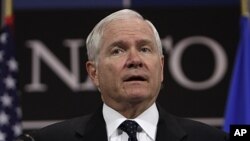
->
119, 120, 139, 141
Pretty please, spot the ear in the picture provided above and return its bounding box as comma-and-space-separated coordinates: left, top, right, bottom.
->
86, 61, 99, 87
160, 56, 164, 82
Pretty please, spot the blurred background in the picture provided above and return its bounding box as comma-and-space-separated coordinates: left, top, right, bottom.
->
1, 0, 250, 139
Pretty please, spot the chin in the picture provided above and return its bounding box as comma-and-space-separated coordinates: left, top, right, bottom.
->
126, 91, 150, 100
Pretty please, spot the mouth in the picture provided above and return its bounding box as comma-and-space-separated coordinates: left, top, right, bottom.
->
123, 75, 147, 82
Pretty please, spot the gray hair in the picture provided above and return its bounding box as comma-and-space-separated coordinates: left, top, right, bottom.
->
86, 9, 162, 62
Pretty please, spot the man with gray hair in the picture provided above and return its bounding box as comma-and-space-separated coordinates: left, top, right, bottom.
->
29, 9, 228, 141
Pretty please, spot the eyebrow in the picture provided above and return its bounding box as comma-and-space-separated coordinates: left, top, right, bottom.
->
136, 39, 154, 47
109, 39, 154, 48
109, 40, 126, 48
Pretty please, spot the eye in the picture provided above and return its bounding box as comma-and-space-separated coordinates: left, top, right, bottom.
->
111, 47, 125, 55
140, 46, 152, 53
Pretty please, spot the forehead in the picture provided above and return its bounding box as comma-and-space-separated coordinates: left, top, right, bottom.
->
102, 18, 155, 43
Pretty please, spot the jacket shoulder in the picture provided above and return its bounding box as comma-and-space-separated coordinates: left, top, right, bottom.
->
175, 116, 229, 141
34, 114, 92, 141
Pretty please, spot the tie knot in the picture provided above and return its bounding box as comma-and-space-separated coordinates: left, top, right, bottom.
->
119, 120, 139, 140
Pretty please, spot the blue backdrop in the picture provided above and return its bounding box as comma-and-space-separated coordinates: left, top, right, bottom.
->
14, 0, 239, 10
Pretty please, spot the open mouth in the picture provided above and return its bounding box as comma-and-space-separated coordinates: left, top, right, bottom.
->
124, 75, 147, 82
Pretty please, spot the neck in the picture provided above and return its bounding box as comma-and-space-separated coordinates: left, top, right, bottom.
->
105, 100, 155, 118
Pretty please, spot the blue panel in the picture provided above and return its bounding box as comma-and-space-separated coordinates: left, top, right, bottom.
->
132, 0, 239, 7
14, 0, 123, 10
131, 0, 240, 7
14, 0, 239, 10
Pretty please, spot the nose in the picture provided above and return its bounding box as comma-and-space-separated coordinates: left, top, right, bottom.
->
126, 49, 143, 68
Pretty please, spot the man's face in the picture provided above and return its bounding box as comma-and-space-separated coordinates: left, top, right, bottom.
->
87, 18, 164, 107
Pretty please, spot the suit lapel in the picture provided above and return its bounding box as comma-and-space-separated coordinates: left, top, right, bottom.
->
75, 105, 108, 141
74, 104, 187, 141
156, 105, 187, 141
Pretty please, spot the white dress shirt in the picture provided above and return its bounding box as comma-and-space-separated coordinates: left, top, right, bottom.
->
103, 103, 159, 141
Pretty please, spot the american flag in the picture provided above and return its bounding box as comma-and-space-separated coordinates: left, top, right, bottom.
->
0, 25, 22, 141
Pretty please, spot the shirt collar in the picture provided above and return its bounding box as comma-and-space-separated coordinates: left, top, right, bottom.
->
134, 103, 159, 139
103, 103, 159, 140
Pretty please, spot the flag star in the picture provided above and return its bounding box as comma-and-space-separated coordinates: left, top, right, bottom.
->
7, 58, 18, 71
12, 123, 22, 136
0, 93, 13, 107
0, 131, 6, 141
0, 32, 8, 44
4, 75, 16, 89
16, 107, 22, 118
0, 111, 9, 125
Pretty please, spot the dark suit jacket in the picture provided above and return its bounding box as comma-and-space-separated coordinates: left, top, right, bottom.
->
32, 104, 228, 141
